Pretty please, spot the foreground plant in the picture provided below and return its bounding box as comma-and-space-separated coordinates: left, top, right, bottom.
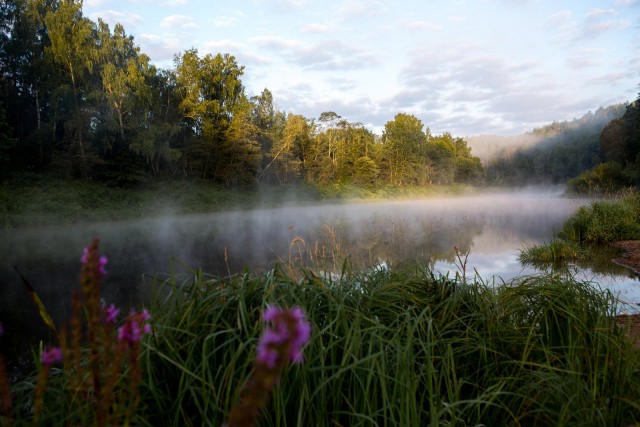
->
225, 305, 311, 427
23, 239, 151, 425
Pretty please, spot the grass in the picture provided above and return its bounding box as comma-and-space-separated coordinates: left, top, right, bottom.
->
519, 194, 640, 265
519, 237, 588, 265
559, 194, 640, 244
5, 256, 640, 426
140, 266, 640, 426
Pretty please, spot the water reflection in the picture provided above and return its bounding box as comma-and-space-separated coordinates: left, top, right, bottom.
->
1, 192, 638, 367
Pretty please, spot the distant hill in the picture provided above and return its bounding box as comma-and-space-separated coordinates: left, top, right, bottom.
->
467, 103, 628, 185
467, 104, 628, 166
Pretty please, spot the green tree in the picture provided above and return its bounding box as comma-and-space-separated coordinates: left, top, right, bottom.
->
250, 88, 286, 178
0, 103, 16, 170
44, 0, 98, 175
381, 113, 427, 185
259, 113, 309, 184
174, 49, 245, 180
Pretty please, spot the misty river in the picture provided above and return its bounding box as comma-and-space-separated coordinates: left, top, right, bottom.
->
1, 190, 640, 366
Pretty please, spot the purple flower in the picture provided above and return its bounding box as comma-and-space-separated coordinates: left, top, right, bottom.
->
104, 303, 120, 323
42, 346, 63, 365
256, 305, 311, 368
81, 246, 89, 264
98, 255, 108, 276
0, 322, 4, 336
117, 309, 151, 346
80, 244, 108, 276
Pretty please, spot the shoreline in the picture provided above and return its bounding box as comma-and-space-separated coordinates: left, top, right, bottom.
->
611, 240, 640, 275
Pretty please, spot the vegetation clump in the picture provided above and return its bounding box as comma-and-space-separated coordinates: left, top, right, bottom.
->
560, 194, 640, 244
519, 237, 588, 264
519, 194, 640, 266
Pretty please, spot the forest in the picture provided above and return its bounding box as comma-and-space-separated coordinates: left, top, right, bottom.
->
483, 102, 640, 191
1, 0, 639, 194
0, 0, 483, 189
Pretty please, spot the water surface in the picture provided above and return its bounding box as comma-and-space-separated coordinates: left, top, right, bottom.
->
1, 191, 639, 367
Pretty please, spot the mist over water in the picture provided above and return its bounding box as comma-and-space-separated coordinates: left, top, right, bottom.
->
1, 190, 639, 366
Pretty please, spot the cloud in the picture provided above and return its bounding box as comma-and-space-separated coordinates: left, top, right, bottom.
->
160, 0, 188, 6
336, 0, 391, 20
88, 10, 143, 31
396, 18, 444, 31
249, 35, 380, 70
212, 16, 239, 28
544, 10, 573, 27
252, 0, 310, 13
300, 23, 332, 34
160, 14, 199, 29
202, 39, 246, 53
575, 8, 631, 39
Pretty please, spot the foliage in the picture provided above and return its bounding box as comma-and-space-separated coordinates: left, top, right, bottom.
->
566, 98, 640, 194
566, 161, 630, 195
1, 2, 482, 189
485, 104, 628, 186
559, 194, 640, 244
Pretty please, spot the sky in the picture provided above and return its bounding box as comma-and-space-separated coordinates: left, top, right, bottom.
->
82, 0, 640, 136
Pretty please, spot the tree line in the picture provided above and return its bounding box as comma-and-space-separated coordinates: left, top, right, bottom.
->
484, 104, 630, 186
0, 0, 483, 188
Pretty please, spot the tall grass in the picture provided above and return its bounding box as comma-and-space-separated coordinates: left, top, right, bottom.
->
519, 194, 640, 265
519, 236, 587, 265
137, 264, 640, 426
560, 194, 640, 244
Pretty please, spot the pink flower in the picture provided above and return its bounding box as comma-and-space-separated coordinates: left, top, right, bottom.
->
104, 304, 120, 323
98, 255, 108, 276
117, 309, 151, 346
256, 305, 311, 368
81, 247, 89, 264
80, 244, 108, 276
42, 346, 63, 365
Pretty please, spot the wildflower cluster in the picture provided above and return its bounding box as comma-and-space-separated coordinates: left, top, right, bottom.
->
117, 309, 152, 347
226, 305, 312, 427
29, 238, 151, 425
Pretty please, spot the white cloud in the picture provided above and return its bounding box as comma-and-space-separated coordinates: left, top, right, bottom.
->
160, 14, 199, 29
337, 0, 391, 20
88, 10, 143, 31
300, 23, 332, 34
212, 16, 239, 28
396, 18, 444, 31
250, 35, 379, 70
160, 0, 188, 6
544, 10, 572, 27
585, 9, 617, 19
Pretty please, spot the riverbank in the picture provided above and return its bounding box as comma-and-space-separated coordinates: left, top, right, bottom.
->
0, 172, 478, 228
612, 240, 640, 274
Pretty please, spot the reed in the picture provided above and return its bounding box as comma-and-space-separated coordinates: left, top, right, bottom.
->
138, 264, 640, 426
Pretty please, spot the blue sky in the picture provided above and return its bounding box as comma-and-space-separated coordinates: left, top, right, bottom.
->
82, 0, 640, 136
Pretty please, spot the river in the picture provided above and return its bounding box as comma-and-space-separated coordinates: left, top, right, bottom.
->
1, 190, 639, 369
